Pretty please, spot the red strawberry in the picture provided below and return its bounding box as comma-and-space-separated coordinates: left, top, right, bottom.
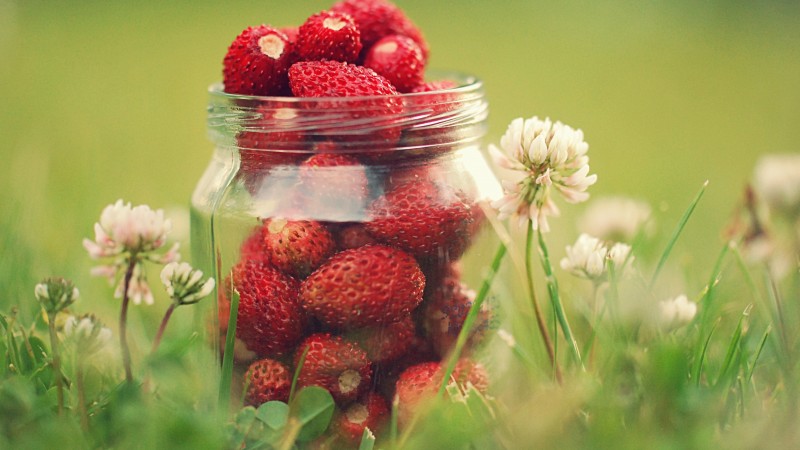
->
297, 154, 370, 216
411, 80, 458, 94
366, 180, 475, 259
363, 35, 425, 93
244, 358, 292, 406
259, 218, 335, 278
394, 359, 488, 424
279, 26, 299, 45
234, 260, 308, 357
333, 393, 389, 443
422, 276, 491, 357
295, 333, 373, 404
223, 25, 293, 96
295, 10, 362, 63
346, 314, 416, 364
331, 0, 429, 61
288, 60, 403, 144
335, 224, 378, 250
300, 245, 425, 329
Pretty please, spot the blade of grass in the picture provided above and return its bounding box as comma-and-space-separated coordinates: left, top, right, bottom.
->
715, 304, 752, 388
696, 243, 730, 326
218, 270, 238, 409
289, 345, 309, 405
650, 180, 708, 289
693, 318, 720, 387
746, 325, 771, 384
538, 229, 583, 370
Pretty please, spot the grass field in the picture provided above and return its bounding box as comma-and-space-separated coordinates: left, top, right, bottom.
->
1, 0, 799, 448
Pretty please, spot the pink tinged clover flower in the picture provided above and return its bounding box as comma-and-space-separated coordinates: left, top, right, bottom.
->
490, 117, 597, 232
559, 234, 633, 282
83, 200, 180, 305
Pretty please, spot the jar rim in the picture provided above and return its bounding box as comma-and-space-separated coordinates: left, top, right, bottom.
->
207, 70, 483, 103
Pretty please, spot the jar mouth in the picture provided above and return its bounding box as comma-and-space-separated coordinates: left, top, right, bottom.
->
207, 71, 488, 155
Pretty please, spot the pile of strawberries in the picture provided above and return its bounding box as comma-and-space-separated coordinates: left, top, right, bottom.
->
219, 0, 492, 444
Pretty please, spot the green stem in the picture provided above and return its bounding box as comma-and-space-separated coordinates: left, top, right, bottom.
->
525, 225, 560, 381
437, 242, 507, 397
537, 229, 584, 370
76, 356, 89, 431
151, 303, 177, 354
47, 315, 63, 416
120, 257, 137, 384
219, 278, 239, 409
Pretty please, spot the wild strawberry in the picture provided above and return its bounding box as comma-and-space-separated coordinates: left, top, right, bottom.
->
366, 180, 475, 259
363, 35, 425, 93
407, 79, 460, 114
331, 0, 429, 62
335, 224, 378, 250
422, 276, 491, 357
411, 80, 458, 94
394, 359, 488, 424
295, 10, 362, 63
297, 154, 370, 217
244, 358, 292, 406
234, 260, 308, 357
279, 26, 299, 45
258, 218, 335, 278
333, 393, 389, 443
300, 245, 425, 329
346, 314, 416, 364
223, 25, 293, 96
288, 60, 403, 144
295, 333, 372, 404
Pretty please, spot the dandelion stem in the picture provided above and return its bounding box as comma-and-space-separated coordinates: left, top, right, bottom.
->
151, 303, 177, 354
437, 242, 506, 397
120, 257, 137, 384
525, 225, 559, 381
537, 229, 584, 370
47, 314, 64, 416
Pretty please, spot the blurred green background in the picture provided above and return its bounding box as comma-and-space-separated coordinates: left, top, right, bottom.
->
1, 0, 799, 309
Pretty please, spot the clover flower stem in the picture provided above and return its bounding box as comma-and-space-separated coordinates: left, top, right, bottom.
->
76, 356, 89, 432
537, 229, 584, 370
47, 314, 64, 416
151, 303, 177, 354
525, 224, 560, 382
120, 257, 137, 384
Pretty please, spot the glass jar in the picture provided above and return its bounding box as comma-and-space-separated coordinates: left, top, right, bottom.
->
191, 72, 503, 435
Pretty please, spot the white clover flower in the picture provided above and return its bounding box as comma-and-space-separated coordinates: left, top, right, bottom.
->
579, 196, 652, 242
63, 314, 113, 356
160, 262, 215, 305
35, 278, 79, 315
754, 154, 800, 216
490, 117, 597, 232
83, 200, 180, 305
560, 234, 633, 282
658, 295, 697, 329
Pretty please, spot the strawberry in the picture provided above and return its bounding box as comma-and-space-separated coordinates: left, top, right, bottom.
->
330, 0, 429, 62
259, 218, 335, 278
394, 359, 488, 425
300, 245, 425, 329
295, 333, 373, 404
363, 35, 425, 93
346, 314, 416, 364
297, 154, 370, 217
333, 393, 389, 443
294, 10, 362, 63
288, 60, 403, 144
422, 276, 491, 357
279, 26, 299, 45
244, 358, 292, 406
335, 224, 378, 250
233, 260, 308, 357
411, 80, 458, 94
366, 180, 475, 259
223, 25, 293, 96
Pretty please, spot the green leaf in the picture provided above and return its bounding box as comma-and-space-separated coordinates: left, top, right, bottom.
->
358, 427, 376, 450
256, 401, 289, 430
292, 386, 335, 442
27, 335, 49, 364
